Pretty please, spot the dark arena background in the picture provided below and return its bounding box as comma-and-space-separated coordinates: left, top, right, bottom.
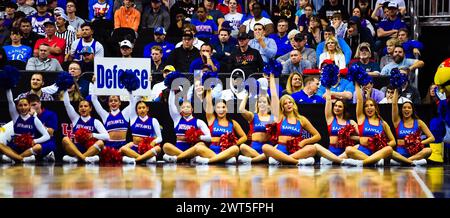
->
1, 0, 450, 214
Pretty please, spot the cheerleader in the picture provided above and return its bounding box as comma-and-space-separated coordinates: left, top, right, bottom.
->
317, 88, 360, 165
344, 82, 395, 166
119, 101, 163, 164
194, 89, 247, 164
0, 89, 50, 163
261, 73, 319, 165
61, 90, 110, 163
162, 89, 211, 163
390, 89, 433, 165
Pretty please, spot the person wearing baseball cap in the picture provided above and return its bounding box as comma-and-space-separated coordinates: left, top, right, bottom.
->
33, 18, 66, 64
29, 0, 55, 36
114, 0, 141, 32
352, 42, 381, 77
344, 16, 374, 55
150, 64, 176, 101
230, 31, 264, 74
141, 0, 170, 31
372, 0, 406, 21
54, 7, 76, 59
376, 0, 407, 54
119, 39, 134, 58
143, 26, 175, 61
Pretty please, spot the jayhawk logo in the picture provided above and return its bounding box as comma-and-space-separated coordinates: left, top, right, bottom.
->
434, 58, 450, 94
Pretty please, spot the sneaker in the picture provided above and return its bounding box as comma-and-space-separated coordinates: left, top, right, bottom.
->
43, 151, 55, 162
342, 158, 363, 167
146, 156, 157, 164
238, 155, 252, 165
85, 155, 99, 164
224, 157, 237, 165
22, 155, 36, 163
375, 159, 384, 167
163, 154, 177, 163
268, 157, 280, 165
319, 157, 333, 165
122, 156, 136, 165
412, 159, 427, 166
195, 156, 210, 165
63, 155, 78, 163
190, 156, 199, 165
1, 154, 15, 163
297, 157, 315, 166
390, 159, 401, 166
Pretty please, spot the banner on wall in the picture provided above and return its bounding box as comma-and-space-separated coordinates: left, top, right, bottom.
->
93, 57, 152, 96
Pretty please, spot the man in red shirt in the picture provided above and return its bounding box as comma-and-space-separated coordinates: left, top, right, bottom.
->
33, 21, 66, 64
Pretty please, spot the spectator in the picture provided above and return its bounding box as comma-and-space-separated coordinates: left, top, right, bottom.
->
297, 3, 313, 33
318, 0, 349, 22
19, 19, 43, 48
119, 39, 133, 58
167, 8, 188, 43
141, 0, 170, 31
43, 61, 92, 98
57, 81, 83, 101
54, 11, 76, 62
17, 0, 37, 16
344, 16, 374, 55
291, 76, 325, 104
150, 45, 166, 73
351, 42, 380, 77
316, 26, 352, 66
114, 0, 141, 32
268, 19, 291, 58
397, 28, 424, 59
277, 31, 316, 68
197, 0, 225, 28
217, 0, 243, 15
224, 0, 243, 38
66, 0, 85, 32
169, 0, 197, 20
422, 84, 439, 104
27, 0, 55, 36
26, 43, 63, 71
282, 49, 312, 75
380, 38, 399, 69
331, 12, 347, 39
351, 6, 375, 37
356, 0, 373, 21
16, 72, 54, 101
319, 36, 346, 69
352, 81, 384, 103
373, 0, 406, 21
248, 23, 277, 63
295, 0, 309, 24
305, 15, 324, 49
271, 0, 296, 28
282, 72, 303, 95
166, 31, 200, 72
379, 84, 411, 104
212, 28, 237, 73
190, 43, 220, 73
150, 65, 175, 101
89, 0, 114, 21
34, 21, 66, 64
397, 68, 421, 104
70, 22, 104, 61
229, 31, 264, 74
143, 27, 175, 61
3, 28, 32, 65
240, 2, 274, 36
78, 46, 94, 72
375, 2, 407, 53
3, 2, 18, 29
380, 45, 424, 76
316, 67, 354, 102
190, 5, 218, 43
175, 24, 205, 50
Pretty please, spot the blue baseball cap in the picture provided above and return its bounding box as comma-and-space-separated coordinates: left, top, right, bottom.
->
81, 46, 94, 54
36, 0, 48, 6
154, 27, 166, 35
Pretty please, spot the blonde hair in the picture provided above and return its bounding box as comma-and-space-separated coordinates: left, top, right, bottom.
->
386, 38, 400, 47
255, 95, 271, 114
279, 95, 302, 120
325, 36, 343, 54
354, 42, 372, 59
285, 72, 303, 94
58, 82, 84, 102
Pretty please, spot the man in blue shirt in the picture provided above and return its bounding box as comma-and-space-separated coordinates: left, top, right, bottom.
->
292, 76, 325, 104
317, 73, 355, 103
268, 19, 291, 58
281, 49, 312, 75
381, 45, 424, 76
248, 23, 277, 63
190, 5, 218, 43
189, 43, 220, 73
375, 2, 407, 52
3, 28, 32, 65
143, 26, 175, 61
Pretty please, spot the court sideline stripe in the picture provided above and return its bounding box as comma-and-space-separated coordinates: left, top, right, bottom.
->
411, 169, 434, 198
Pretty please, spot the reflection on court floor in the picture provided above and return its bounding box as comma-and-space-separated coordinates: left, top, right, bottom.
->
0, 164, 443, 198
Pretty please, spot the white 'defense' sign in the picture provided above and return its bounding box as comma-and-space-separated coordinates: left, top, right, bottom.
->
93, 57, 152, 96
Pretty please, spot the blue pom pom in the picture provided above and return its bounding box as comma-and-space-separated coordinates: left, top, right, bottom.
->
164, 71, 186, 88
348, 64, 371, 86
389, 68, 408, 89
244, 79, 260, 94
320, 64, 339, 88
202, 71, 219, 90
118, 70, 140, 92
0, 65, 21, 89
55, 72, 74, 91
263, 60, 282, 77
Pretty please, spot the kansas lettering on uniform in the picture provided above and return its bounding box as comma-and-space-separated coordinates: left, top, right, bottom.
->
281, 125, 300, 133
16, 123, 33, 130
364, 127, 381, 134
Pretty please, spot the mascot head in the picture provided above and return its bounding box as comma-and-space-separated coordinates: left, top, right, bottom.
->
434, 58, 450, 95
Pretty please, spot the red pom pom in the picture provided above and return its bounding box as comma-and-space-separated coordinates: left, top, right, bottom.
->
138, 137, 156, 155
185, 127, 203, 144
13, 133, 34, 151
74, 128, 97, 149
100, 147, 122, 164
368, 133, 388, 151
336, 124, 356, 148
219, 132, 238, 151
404, 130, 424, 155
265, 122, 279, 145
286, 136, 303, 154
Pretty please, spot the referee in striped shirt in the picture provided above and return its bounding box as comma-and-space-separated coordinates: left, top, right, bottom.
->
54, 10, 76, 62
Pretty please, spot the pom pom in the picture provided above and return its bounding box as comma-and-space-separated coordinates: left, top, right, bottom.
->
118, 70, 140, 92
263, 60, 282, 77
202, 71, 219, 90
13, 133, 33, 152
404, 130, 424, 155
55, 72, 75, 91
219, 132, 238, 151
0, 65, 21, 89
244, 79, 260, 95
286, 136, 303, 154
138, 137, 156, 154
389, 68, 408, 90
164, 71, 186, 89
367, 133, 388, 152
320, 64, 339, 88
185, 127, 203, 144
99, 147, 122, 164
265, 122, 279, 145
74, 128, 97, 149
336, 124, 356, 148
348, 64, 372, 86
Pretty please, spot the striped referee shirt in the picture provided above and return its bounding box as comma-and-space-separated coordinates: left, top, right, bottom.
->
55, 29, 77, 55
